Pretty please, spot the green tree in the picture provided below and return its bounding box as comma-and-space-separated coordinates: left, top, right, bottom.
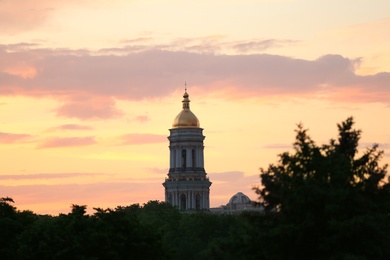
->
0, 197, 16, 217
0, 198, 39, 260
254, 117, 390, 259
17, 203, 167, 259
0, 197, 19, 259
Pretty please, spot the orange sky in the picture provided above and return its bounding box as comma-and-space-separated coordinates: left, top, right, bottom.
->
1, 0, 390, 215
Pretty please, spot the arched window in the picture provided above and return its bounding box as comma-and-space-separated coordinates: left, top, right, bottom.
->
192, 149, 196, 169
195, 193, 201, 210
180, 193, 186, 210
181, 149, 187, 169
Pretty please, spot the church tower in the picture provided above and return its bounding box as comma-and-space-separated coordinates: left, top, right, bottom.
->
163, 89, 212, 210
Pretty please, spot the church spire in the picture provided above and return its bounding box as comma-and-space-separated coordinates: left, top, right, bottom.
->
182, 82, 190, 110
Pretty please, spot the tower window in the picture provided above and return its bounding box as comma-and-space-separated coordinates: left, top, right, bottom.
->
181, 149, 187, 169
180, 194, 186, 210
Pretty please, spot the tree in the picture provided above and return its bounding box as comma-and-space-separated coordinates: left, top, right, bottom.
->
0, 198, 39, 260
253, 117, 390, 259
0, 197, 16, 217
0, 197, 19, 259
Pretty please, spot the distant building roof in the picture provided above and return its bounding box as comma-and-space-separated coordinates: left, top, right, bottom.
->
210, 192, 262, 214
228, 192, 251, 205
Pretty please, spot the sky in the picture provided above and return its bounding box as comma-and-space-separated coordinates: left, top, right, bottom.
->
1, 0, 390, 214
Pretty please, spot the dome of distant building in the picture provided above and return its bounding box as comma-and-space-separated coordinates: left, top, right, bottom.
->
172, 90, 200, 128
210, 192, 261, 214
228, 192, 251, 205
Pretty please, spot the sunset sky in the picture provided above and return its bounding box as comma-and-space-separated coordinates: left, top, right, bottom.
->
1, 0, 390, 214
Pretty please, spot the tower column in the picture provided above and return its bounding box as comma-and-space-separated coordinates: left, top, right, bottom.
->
187, 191, 190, 209
191, 191, 194, 209
169, 147, 174, 169
200, 147, 205, 167
203, 190, 206, 209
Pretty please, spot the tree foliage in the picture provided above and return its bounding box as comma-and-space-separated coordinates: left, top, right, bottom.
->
0, 200, 247, 260
254, 117, 390, 259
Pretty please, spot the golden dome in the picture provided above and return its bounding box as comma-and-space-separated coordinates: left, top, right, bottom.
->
172, 90, 200, 128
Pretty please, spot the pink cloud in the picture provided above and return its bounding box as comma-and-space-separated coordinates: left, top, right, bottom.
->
1, 44, 389, 120
0, 1, 99, 35
37, 136, 96, 149
116, 36, 296, 54
0, 180, 163, 214
0, 172, 103, 180
146, 167, 169, 174
0, 132, 32, 143
119, 133, 166, 145
231, 39, 297, 53
0, 172, 258, 214
360, 142, 390, 150
50, 124, 94, 131
208, 171, 259, 206
133, 115, 150, 123
120, 37, 154, 44
0, 2, 50, 34
262, 144, 292, 149
55, 95, 123, 120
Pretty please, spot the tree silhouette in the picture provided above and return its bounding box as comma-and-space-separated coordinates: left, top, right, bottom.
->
254, 117, 390, 259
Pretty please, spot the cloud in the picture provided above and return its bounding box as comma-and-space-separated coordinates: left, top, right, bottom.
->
116, 36, 296, 55
0, 0, 105, 35
133, 115, 150, 123
1, 180, 163, 214
210, 171, 257, 183
360, 142, 390, 149
231, 39, 297, 53
120, 37, 154, 44
380, 143, 390, 149
49, 124, 94, 131
0, 1, 52, 34
118, 133, 167, 145
208, 171, 259, 206
38, 136, 96, 149
55, 95, 123, 120
0, 171, 257, 214
146, 167, 168, 174
262, 143, 292, 149
0, 44, 389, 120
0, 132, 33, 144
0, 172, 103, 180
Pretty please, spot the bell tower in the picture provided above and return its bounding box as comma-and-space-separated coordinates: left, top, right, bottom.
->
163, 88, 212, 210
